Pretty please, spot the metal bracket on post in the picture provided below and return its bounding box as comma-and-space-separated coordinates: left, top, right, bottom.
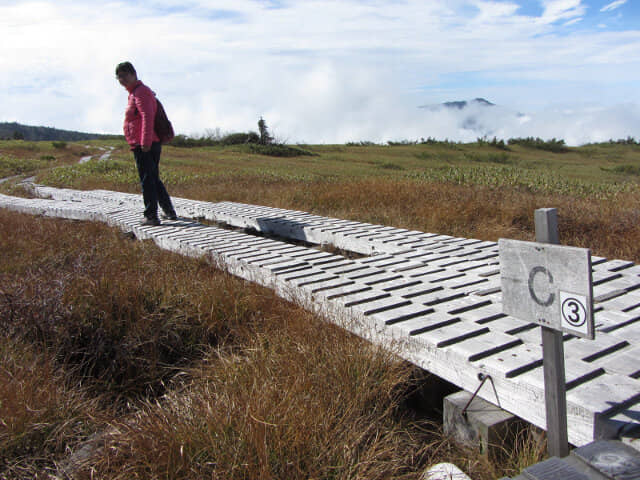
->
462, 373, 492, 419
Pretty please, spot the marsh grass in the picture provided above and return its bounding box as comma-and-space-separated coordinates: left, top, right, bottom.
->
0, 211, 545, 479
1, 138, 637, 477
0, 340, 102, 477
3, 138, 638, 261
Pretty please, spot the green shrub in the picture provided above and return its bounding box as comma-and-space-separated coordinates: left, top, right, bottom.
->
221, 132, 260, 145
464, 152, 512, 164
606, 164, 640, 176
419, 137, 460, 146
0, 156, 46, 177
508, 137, 568, 153
52, 141, 67, 149
377, 162, 404, 170
171, 134, 220, 148
246, 143, 315, 157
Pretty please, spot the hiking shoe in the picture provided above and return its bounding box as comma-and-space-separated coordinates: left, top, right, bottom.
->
161, 211, 177, 220
141, 217, 161, 226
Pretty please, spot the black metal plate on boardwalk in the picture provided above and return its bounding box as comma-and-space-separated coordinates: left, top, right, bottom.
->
522, 457, 590, 480
572, 440, 640, 480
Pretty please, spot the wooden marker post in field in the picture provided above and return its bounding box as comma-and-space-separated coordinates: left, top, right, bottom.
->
499, 208, 594, 458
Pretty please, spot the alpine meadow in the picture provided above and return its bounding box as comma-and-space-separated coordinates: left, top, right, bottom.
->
1, 136, 639, 479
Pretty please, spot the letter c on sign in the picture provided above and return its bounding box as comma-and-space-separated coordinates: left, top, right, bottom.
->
528, 266, 555, 307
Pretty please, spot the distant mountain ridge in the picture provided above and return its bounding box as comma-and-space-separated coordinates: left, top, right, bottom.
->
441, 98, 495, 110
0, 122, 121, 141
419, 97, 496, 111
417, 98, 524, 139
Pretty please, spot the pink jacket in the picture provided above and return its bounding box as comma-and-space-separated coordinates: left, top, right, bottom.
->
123, 80, 159, 149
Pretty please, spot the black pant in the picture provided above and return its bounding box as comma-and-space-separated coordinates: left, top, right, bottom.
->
133, 142, 174, 220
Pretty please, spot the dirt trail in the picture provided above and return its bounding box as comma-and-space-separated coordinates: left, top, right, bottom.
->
79, 146, 114, 164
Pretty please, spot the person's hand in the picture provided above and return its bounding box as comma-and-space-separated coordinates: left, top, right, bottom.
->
141, 144, 151, 152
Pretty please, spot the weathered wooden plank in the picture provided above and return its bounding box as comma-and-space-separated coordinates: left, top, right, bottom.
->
596, 294, 640, 313
350, 296, 412, 316
442, 330, 523, 362
409, 289, 466, 307
291, 273, 339, 287
594, 310, 639, 331
307, 279, 356, 293
603, 320, 640, 344
368, 303, 436, 325
361, 273, 404, 286
343, 266, 385, 279
378, 278, 423, 292
412, 321, 490, 348
441, 297, 492, 315
566, 374, 640, 416
386, 312, 461, 337
599, 346, 640, 377
475, 342, 543, 378
514, 356, 606, 392
563, 335, 631, 363
476, 316, 538, 335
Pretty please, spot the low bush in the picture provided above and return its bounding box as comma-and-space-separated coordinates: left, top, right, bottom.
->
606, 164, 640, 176
221, 131, 260, 145
464, 152, 512, 164
171, 132, 261, 148
508, 137, 568, 153
246, 143, 315, 157
0, 155, 48, 178
377, 162, 405, 170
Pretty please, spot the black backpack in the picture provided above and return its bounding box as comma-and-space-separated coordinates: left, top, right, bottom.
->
154, 98, 174, 144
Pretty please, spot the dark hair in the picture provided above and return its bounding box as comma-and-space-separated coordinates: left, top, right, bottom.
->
115, 61, 136, 77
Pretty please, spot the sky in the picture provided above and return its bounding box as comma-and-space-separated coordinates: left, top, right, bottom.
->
1, 0, 639, 145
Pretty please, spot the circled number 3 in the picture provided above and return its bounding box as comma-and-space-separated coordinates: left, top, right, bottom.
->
561, 298, 587, 327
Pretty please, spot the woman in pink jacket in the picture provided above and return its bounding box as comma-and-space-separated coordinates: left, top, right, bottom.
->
116, 61, 176, 226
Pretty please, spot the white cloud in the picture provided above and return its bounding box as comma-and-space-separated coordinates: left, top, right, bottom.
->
601, 0, 627, 12
540, 0, 586, 23
0, 0, 638, 144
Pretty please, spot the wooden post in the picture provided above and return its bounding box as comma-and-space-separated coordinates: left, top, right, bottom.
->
535, 208, 570, 458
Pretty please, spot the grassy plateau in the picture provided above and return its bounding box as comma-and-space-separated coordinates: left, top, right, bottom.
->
1, 138, 639, 478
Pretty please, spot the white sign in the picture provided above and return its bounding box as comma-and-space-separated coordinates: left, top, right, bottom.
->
499, 239, 594, 339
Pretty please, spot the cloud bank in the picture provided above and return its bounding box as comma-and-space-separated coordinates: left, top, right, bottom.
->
0, 0, 638, 145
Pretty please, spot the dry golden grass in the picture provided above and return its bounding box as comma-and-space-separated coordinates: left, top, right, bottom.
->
3, 139, 640, 262
0, 341, 102, 478
0, 211, 543, 479
7, 139, 633, 478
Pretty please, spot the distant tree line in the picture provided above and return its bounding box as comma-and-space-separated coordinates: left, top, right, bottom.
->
0, 122, 123, 142
586, 136, 639, 146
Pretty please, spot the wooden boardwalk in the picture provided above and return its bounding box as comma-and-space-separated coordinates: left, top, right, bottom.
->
1, 185, 639, 449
